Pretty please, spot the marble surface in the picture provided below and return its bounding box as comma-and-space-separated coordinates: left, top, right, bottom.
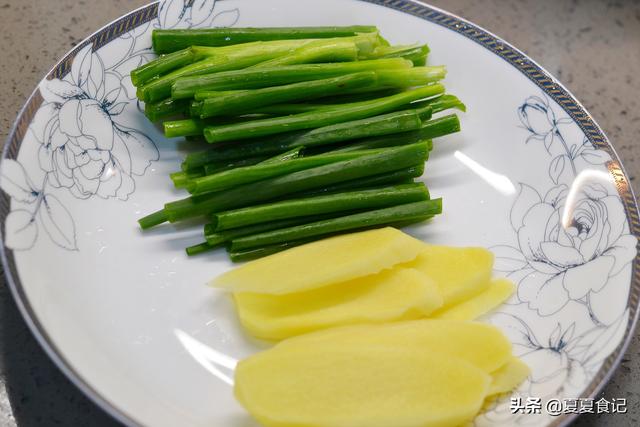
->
0, 0, 639, 425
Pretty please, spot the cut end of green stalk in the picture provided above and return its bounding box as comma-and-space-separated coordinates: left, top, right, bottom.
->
144, 98, 190, 122
411, 44, 430, 66
204, 223, 216, 236
427, 197, 443, 215
170, 171, 188, 188
185, 241, 216, 256
138, 209, 169, 230
416, 105, 433, 121
420, 114, 461, 140
170, 168, 205, 189
144, 110, 159, 123
425, 139, 433, 151
185, 182, 198, 194
164, 118, 205, 138
131, 73, 142, 88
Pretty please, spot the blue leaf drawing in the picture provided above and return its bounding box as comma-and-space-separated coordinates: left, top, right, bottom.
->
548, 154, 565, 185
574, 310, 628, 370
39, 79, 84, 104
5, 210, 38, 250
38, 194, 77, 250
158, 0, 188, 29
491, 245, 528, 273
189, 0, 218, 27
580, 148, 611, 165
211, 8, 240, 28
0, 159, 38, 203
108, 102, 128, 115
510, 183, 541, 230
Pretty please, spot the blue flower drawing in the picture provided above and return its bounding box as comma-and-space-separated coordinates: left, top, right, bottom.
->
0, 0, 239, 251
518, 95, 611, 184
476, 93, 637, 425
495, 182, 637, 320
494, 93, 637, 324
36, 46, 158, 201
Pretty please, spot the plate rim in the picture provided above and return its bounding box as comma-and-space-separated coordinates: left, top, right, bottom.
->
1, 1, 638, 426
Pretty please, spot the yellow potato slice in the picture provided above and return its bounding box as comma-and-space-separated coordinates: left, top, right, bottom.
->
406, 245, 494, 307
235, 344, 491, 427
488, 357, 530, 396
211, 227, 426, 294
276, 319, 512, 373
431, 278, 515, 321
234, 268, 443, 340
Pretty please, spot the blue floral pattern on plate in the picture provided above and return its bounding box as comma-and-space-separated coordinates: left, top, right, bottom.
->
0, 0, 239, 251
475, 93, 637, 426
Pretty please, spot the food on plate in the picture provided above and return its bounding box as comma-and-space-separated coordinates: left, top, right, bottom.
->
273, 320, 513, 373
210, 183, 430, 231
431, 278, 515, 321
211, 227, 526, 425
487, 357, 531, 397
405, 245, 495, 307
133, 26, 465, 261
132, 25, 528, 424
218, 231, 526, 425
236, 345, 490, 427
199, 85, 445, 143
233, 268, 442, 340
234, 320, 527, 427
218, 228, 513, 339
160, 142, 431, 223
227, 199, 442, 253
212, 227, 426, 294
149, 26, 381, 54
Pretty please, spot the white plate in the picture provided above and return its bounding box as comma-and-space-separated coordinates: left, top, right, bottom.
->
1, 1, 638, 426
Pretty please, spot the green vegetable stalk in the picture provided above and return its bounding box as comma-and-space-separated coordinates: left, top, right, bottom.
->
151, 142, 430, 225
229, 199, 443, 251
212, 183, 430, 231
198, 72, 377, 118
152, 26, 379, 53
182, 108, 426, 169
172, 58, 411, 100
203, 85, 444, 143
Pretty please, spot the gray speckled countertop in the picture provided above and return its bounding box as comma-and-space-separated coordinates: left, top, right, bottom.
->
1, 0, 639, 425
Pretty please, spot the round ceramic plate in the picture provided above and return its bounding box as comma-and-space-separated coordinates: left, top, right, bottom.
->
1, 0, 638, 426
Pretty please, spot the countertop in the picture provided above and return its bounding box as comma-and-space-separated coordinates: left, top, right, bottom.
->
1, 0, 639, 426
